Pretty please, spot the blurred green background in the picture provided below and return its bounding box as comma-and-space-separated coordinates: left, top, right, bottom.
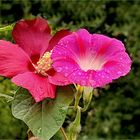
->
0, 0, 140, 139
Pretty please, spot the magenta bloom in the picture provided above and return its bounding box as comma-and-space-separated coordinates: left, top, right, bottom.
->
51, 29, 132, 87
0, 17, 71, 102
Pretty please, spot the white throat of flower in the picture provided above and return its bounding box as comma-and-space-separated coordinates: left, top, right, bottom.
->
78, 55, 105, 71
35, 52, 52, 76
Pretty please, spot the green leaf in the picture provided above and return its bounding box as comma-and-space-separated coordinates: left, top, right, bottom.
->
12, 86, 74, 140
0, 23, 15, 32
0, 93, 14, 102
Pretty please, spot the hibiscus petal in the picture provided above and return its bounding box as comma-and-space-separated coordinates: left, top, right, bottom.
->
0, 40, 32, 78
12, 17, 52, 59
48, 29, 71, 51
12, 72, 56, 102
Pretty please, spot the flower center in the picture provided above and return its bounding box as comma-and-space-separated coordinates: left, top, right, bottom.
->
78, 55, 105, 71
35, 52, 52, 76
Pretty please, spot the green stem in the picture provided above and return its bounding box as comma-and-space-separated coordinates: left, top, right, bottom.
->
82, 91, 93, 112
21, 0, 31, 18
74, 85, 83, 109
82, 87, 93, 112
60, 127, 68, 140
68, 106, 81, 140
0, 0, 2, 25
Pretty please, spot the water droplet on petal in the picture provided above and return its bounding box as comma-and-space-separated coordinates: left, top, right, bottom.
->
98, 73, 101, 76
65, 66, 68, 70
81, 80, 86, 85
73, 73, 76, 76
78, 72, 82, 75
117, 71, 122, 74
102, 75, 105, 78
89, 79, 94, 84
106, 70, 110, 73
106, 76, 109, 79
57, 67, 62, 72
35, 97, 40, 102
64, 73, 68, 77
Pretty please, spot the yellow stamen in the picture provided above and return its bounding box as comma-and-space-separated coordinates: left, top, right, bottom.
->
35, 52, 52, 76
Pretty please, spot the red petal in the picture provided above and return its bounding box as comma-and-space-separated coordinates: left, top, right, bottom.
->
0, 40, 32, 78
48, 29, 71, 51
12, 17, 52, 59
12, 72, 56, 102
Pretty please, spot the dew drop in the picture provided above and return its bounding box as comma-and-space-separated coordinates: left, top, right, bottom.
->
57, 67, 62, 72
102, 75, 105, 78
81, 80, 86, 85
106, 70, 110, 73
106, 76, 109, 79
89, 79, 94, 84
117, 71, 122, 74
98, 73, 101, 76
64, 73, 69, 77
86, 76, 88, 79
65, 66, 68, 70
73, 73, 76, 76
78, 72, 82, 75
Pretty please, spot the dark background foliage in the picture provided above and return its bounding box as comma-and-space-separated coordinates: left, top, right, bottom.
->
0, 0, 140, 139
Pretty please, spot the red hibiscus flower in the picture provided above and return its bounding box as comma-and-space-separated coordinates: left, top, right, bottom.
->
0, 17, 71, 102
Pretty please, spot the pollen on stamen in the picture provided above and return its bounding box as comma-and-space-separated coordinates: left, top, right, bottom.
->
35, 52, 52, 76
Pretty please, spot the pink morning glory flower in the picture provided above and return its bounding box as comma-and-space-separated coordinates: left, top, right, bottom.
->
51, 29, 132, 87
0, 17, 71, 102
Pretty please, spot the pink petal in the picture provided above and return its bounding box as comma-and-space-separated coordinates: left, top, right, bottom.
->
12, 17, 52, 60
12, 72, 56, 102
0, 40, 32, 78
51, 28, 132, 87
51, 34, 81, 63
76, 29, 92, 56
48, 29, 71, 51
103, 52, 132, 79
91, 34, 126, 60
48, 71, 72, 86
